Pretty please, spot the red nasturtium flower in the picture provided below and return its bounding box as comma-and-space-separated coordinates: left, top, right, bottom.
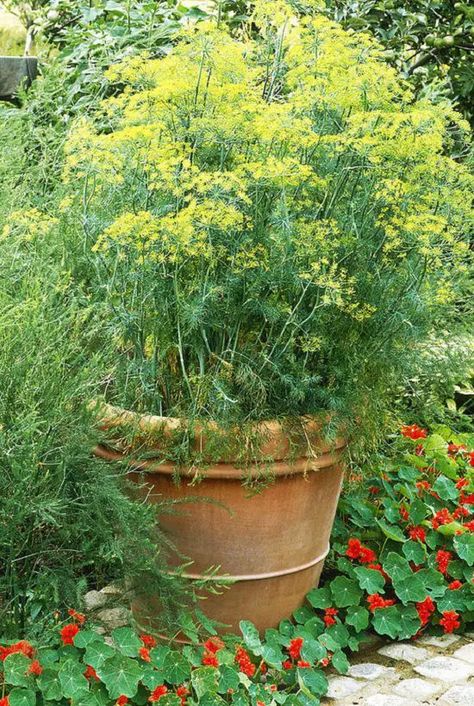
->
323, 607, 339, 627
0, 641, 34, 661
287, 637, 303, 660
460, 492, 474, 505
116, 697, 128, 706
401, 424, 427, 440
201, 651, 219, 667
465, 520, 474, 531
176, 685, 189, 706
84, 665, 100, 681
28, 660, 43, 676
416, 481, 431, 493
346, 538, 376, 563
60, 623, 80, 646
440, 610, 461, 634
448, 580, 463, 590
448, 444, 466, 456
431, 508, 453, 529
297, 660, 311, 668
416, 596, 435, 626
468, 451, 474, 468
367, 594, 395, 612
346, 538, 362, 559
408, 526, 426, 543
68, 609, 86, 625
282, 660, 293, 670
235, 646, 255, 677
453, 506, 469, 520
436, 550, 452, 575
140, 634, 157, 649
399, 507, 409, 522
0, 697, 10, 706
149, 686, 168, 702
203, 637, 224, 654
139, 647, 151, 662
368, 563, 389, 581
456, 478, 469, 490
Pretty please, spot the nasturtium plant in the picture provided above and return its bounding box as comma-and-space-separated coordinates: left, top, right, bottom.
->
1, 426, 473, 705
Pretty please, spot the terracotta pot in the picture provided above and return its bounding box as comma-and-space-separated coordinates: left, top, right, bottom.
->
93, 403, 346, 633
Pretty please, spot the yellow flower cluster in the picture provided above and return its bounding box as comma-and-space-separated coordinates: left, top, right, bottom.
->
62, 1, 472, 314
1, 208, 58, 243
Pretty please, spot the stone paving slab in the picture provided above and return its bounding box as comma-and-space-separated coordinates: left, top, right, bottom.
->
321, 632, 474, 706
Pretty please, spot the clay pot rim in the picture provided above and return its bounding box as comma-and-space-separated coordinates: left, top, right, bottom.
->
94, 443, 346, 478
92, 400, 347, 470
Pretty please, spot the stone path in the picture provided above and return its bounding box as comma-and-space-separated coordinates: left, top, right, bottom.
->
322, 632, 474, 705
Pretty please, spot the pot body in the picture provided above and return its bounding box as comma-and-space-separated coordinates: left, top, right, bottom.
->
95, 418, 345, 633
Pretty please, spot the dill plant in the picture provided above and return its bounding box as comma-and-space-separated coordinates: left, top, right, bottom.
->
56, 1, 472, 441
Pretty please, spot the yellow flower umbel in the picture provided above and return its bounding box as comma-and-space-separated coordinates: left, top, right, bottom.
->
61, 1, 473, 425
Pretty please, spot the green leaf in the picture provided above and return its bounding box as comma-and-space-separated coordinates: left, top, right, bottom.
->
112, 628, 142, 658
376, 519, 406, 542
454, 533, 474, 565
416, 568, 447, 598
423, 434, 447, 454
59, 659, 90, 699
97, 654, 143, 699
382, 553, 412, 581
397, 466, 421, 483
218, 665, 240, 694
74, 631, 103, 649
293, 606, 315, 624
329, 577, 362, 608
194, 609, 218, 636
432, 476, 458, 502
297, 668, 328, 698
4, 654, 33, 688
198, 696, 226, 706
8, 689, 36, 706
396, 605, 421, 640
371, 606, 401, 640
260, 642, 283, 668
306, 586, 332, 609
177, 611, 199, 643
402, 540, 426, 564
300, 639, 326, 663
437, 521, 464, 537
37, 669, 63, 701
149, 646, 170, 670
353, 567, 385, 594
437, 589, 466, 613
332, 650, 349, 674
408, 498, 427, 525
84, 640, 115, 670
161, 651, 190, 685
325, 624, 350, 649
76, 685, 111, 706
191, 666, 219, 698
239, 621, 262, 654
393, 573, 427, 604
345, 606, 369, 633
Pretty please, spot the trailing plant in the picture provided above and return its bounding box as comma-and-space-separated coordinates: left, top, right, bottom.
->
55, 1, 473, 451
1, 425, 474, 704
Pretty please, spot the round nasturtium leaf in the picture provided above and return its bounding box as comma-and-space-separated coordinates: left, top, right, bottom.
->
97, 654, 143, 699
8, 688, 36, 706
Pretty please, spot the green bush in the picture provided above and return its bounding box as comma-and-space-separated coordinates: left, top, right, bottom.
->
52, 4, 473, 449
0, 215, 188, 639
